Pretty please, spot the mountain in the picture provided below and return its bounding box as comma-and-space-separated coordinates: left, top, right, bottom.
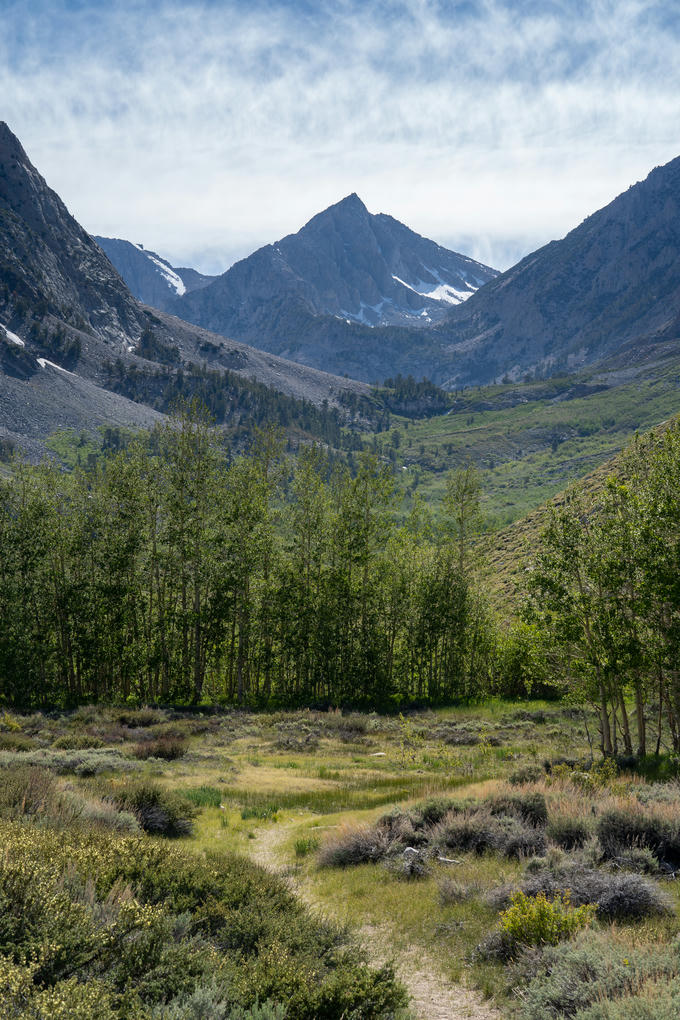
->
0, 122, 148, 344
0, 123, 369, 458
171, 158, 680, 389
93, 236, 216, 310
170, 194, 498, 367
436, 155, 680, 386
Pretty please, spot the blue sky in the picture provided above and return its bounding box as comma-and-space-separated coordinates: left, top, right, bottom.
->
2, 0, 680, 273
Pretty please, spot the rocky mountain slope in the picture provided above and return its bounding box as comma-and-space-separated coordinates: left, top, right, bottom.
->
0, 123, 368, 458
171, 192, 497, 346
167, 158, 680, 389
94, 236, 215, 310
437, 155, 680, 386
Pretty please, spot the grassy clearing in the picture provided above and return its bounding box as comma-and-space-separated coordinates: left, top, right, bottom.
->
2, 701, 680, 1017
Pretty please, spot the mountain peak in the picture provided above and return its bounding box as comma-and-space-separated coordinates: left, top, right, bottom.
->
0, 121, 29, 163
336, 192, 366, 209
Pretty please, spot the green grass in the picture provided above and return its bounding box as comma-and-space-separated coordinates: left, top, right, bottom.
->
181, 784, 223, 807
4, 699, 680, 1017
376, 356, 680, 529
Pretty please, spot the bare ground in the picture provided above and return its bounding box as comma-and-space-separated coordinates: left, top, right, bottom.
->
251, 822, 502, 1020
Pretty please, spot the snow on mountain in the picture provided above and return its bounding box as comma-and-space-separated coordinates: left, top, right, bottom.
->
132, 243, 186, 296
94, 237, 215, 311
1, 324, 25, 347
173, 194, 499, 359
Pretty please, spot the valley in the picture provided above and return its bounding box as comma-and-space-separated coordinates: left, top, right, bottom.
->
3, 112, 680, 1020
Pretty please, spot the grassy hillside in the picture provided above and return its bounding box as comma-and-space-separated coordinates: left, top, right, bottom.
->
378, 346, 680, 528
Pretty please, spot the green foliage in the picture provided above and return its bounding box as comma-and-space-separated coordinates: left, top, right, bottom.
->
182, 785, 223, 808
494, 861, 672, 921
111, 783, 197, 837
240, 804, 279, 822
133, 736, 187, 761
318, 825, 393, 868
435, 807, 547, 859
499, 890, 595, 951
597, 808, 680, 866
0, 819, 406, 1019
52, 733, 105, 749
294, 835, 320, 858
517, 930, 680, 1019
0, 409, 494, 711
0, 749, 138, 776
546, 814, 591, 850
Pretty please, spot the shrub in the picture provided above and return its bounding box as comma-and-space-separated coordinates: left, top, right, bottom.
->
318, 825, 394, 867
376, 809, 426, 848
0, 764, 59, 819
434, 808, 546, 859
0, 819, 406, 1019
118, 708, 165, 727
597, 808, 680, 865
112, 783, 197, 837
438, 878, 479, 905
0, 748, 138, 775
53, 733, 105, 750
492, 863, 672, 921
494, 891, 594, 957
547, 814, 591, 850
518, 930, 680, 1020
570, 977, 680, 1020
133, 736, 187, 761
69, 794, 140, 833
433, 809, 502, 855
0, 731, 38, 750
605, 846, 662, 875
409, 797, 459, 828
488, 790, 548, 826
509, 764, 544, 785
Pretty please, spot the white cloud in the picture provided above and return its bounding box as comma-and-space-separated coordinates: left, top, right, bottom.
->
1, 0, 679, 272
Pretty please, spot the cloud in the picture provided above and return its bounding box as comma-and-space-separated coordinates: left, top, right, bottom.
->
1, 0, 679, 271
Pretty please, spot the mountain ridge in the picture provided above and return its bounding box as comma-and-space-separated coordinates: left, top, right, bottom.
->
436, 155, 680, 385
94, 236, 216, 310
170, 192, 498, 348
0, 122, 370, 458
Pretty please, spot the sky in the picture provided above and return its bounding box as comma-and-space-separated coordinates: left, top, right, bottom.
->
2, 0, 680, 275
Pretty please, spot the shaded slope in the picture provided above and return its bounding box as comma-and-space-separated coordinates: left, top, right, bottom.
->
0, 122, 370, 456
438, 155, 680, 386
172, 194, 497, 381
94, 236, 216, 310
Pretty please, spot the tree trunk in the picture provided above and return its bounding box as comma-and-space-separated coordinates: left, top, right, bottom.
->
634, 677, 646, 758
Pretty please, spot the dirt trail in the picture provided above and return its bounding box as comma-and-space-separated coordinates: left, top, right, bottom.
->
251, 823, 501, 1020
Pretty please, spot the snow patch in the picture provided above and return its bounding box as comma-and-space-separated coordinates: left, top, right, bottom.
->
392, 271, 476, 305
1, 324, 25, 347
133, 243, 186, 296
37, 358, 76, 376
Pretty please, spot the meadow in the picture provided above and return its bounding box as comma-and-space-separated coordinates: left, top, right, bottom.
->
3, 701, 680, 1018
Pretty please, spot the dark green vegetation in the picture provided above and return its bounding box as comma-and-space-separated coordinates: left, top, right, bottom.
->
0, 406, 502, 710
0, 765, 405, 1019
102, 354, 383, 451
526, 420, 680, 759
383, 351, 680, 528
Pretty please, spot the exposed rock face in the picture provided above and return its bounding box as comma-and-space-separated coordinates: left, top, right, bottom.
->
437, 155, 680, 385
0, 123, 147, 344
93, 236, 216, 311
0, 122, 369, 457
171, 193, 498, 368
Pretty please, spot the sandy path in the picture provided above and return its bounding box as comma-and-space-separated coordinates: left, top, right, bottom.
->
251, 823, 501, 1020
